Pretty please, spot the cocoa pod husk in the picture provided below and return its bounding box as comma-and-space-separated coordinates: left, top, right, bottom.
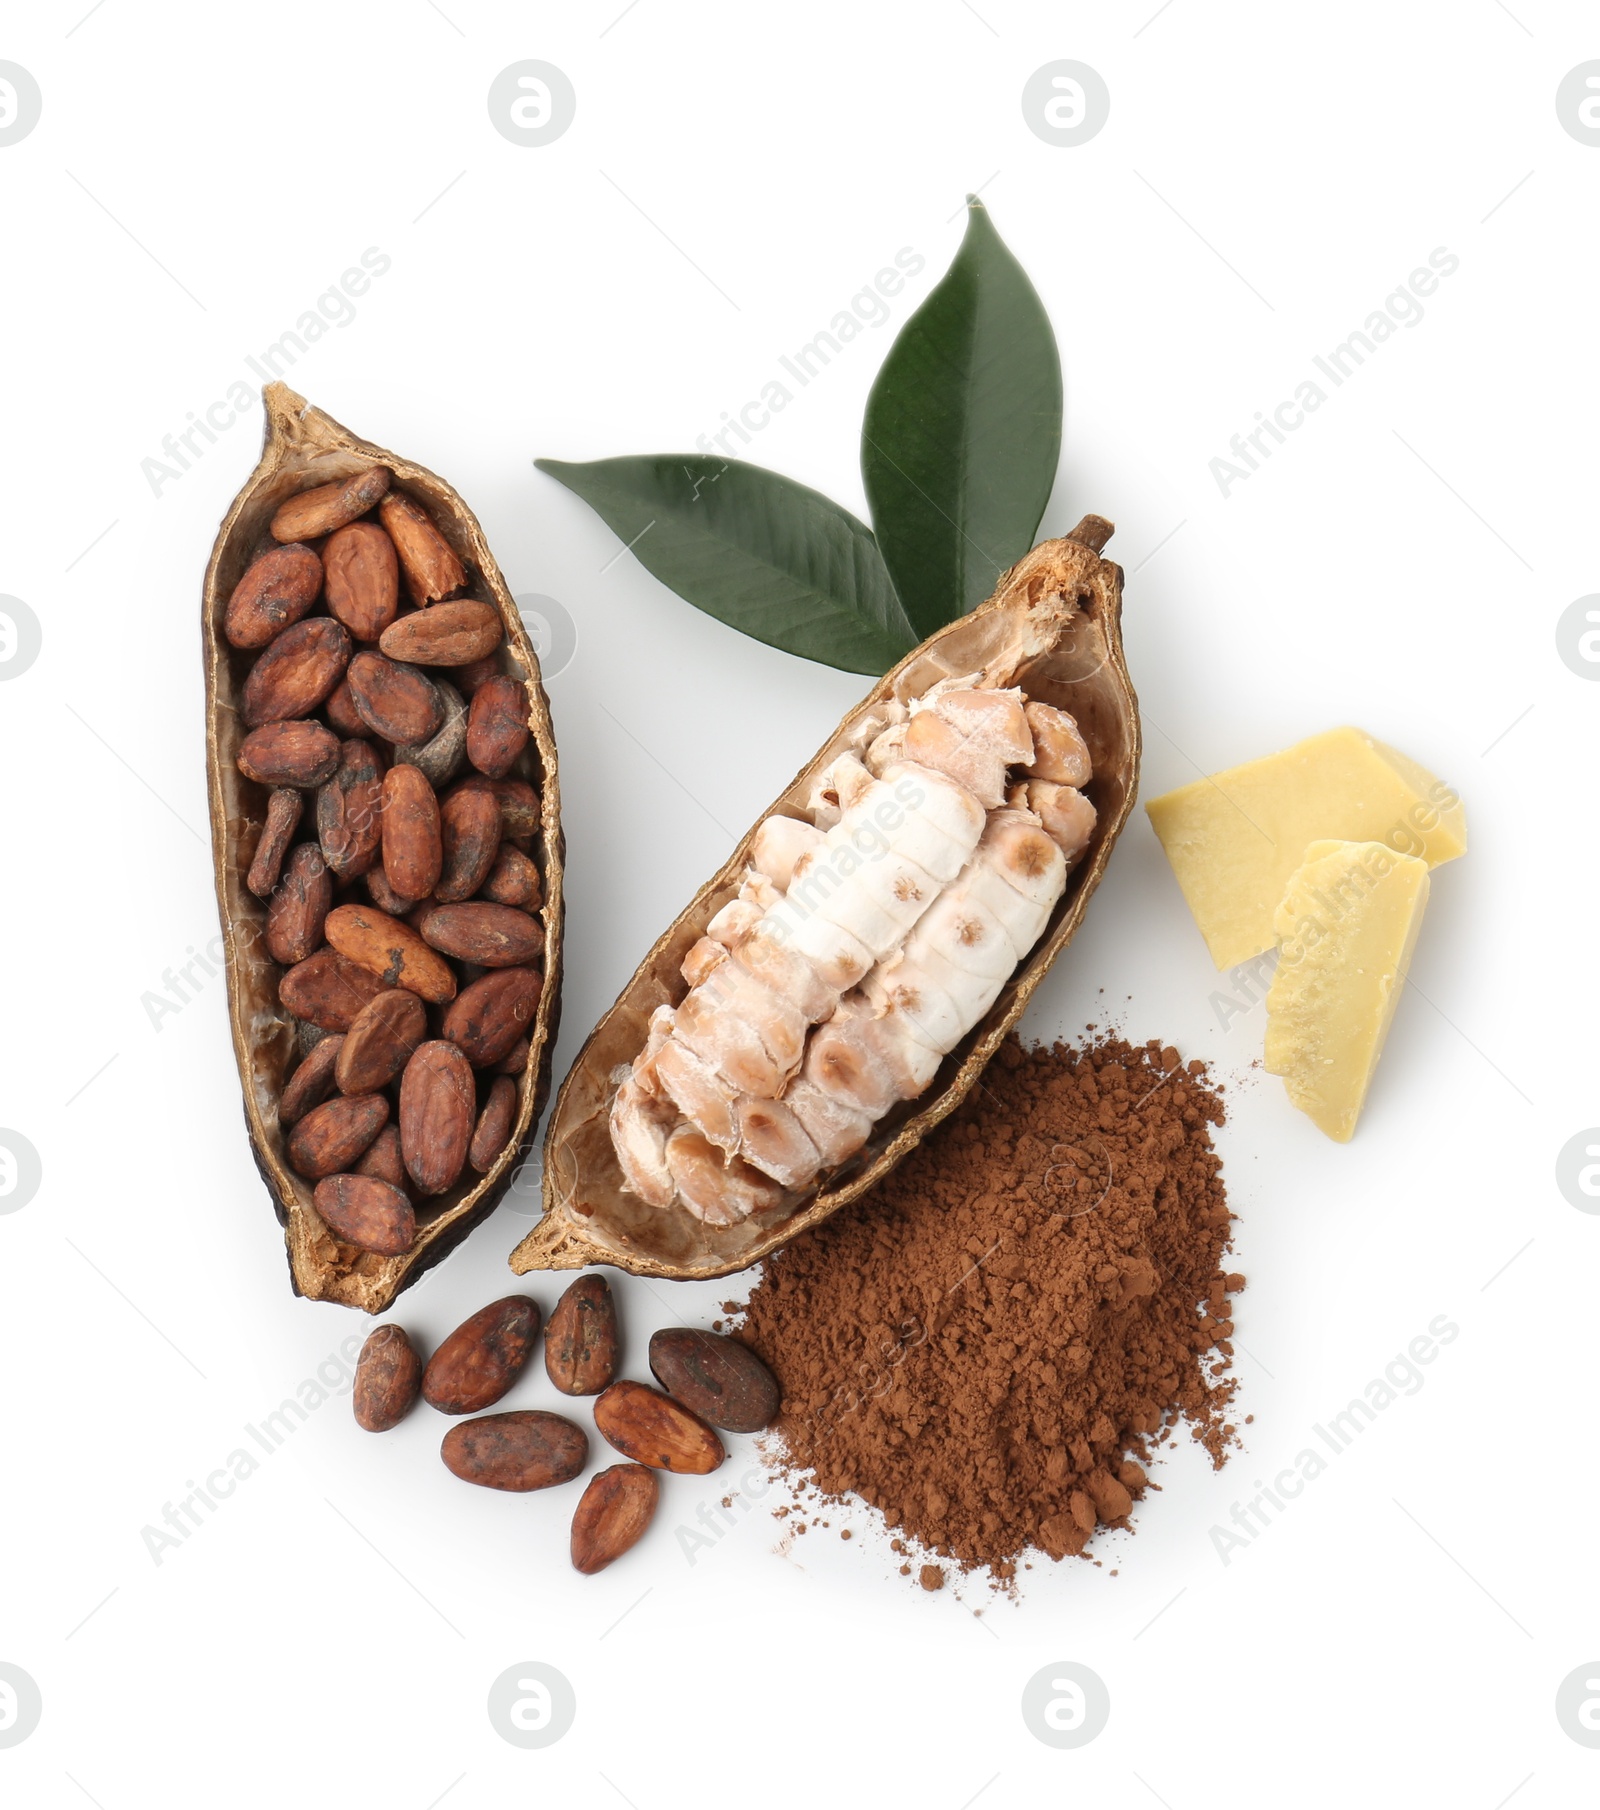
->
421, 903, 543, 968
205, 384, 564, 1313
544, 1275, 618, 1396
353, 1324, 422, 1431
422, 1295, 541, 1414
240, 617, 351, 726
287, 1092, 390, 1180
265, 842, 332, 966
570, 1464, 658, 1573
347, 650, 443, 746
316, 738, 384, 879
237, 720, 340, 789
379, 598, 502, 667
399, 1039, 475, 1195
336, 988, 426, 1095
380, 765, 442, 902
378, 489, 467, 604
441, 967, 542, 1067
648, 1327, 779, 1433
279, 1033, 344, 1126
435, 780, 502, 902
326, 903, 456, 1003
593, 1379, 725, 1474
246, 787, 303, 897
441, 1410, 587, 1492
313, 1173, 415, 1256
225, 543, 322, 649
468, 1075, 518, 1174
479, 845, 542, 910
322, 520, 399, 642
466, 676, 530, 779
270, 465, 390, 541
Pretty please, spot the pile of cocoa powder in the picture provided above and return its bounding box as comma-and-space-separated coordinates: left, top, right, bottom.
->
737, 1034, 1242, 1581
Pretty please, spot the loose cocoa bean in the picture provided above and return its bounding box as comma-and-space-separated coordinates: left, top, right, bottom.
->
225, 543, 323, 649
346, 651, 443, 746
353, 1324, 421, 1432
270, 465, 390, 542
378, 598, 502, 667
279, 947, 390, 1031
266, 842, 332, 966
466, 676, 530, 779
593, 1379, 725, 1474
237, 720, 340, 789
354, 1123, 410, 1195
421, 903, 543, 968
377, 491, 466, 604
494, 1037, 530, 1077
365, 866, 415, 917
326, 903, 456, 1003
324, 676, 368, 738
441, 967, 542, 1066
316, 738, 384, 879
381, 765, 442, 902
468, 1075, 518, 1174
435, 781, 502, 902
313, 1173, 415, 1255
322, 520, 399, 641
441, 1411, 587, 1492
422, 1295, 541, 1414
398, 1039, 475, 1195
453, 654, 501, 697
492, 779, 541, 848
394, 680, 466, 788
279, 1033, 344, 1126
570, 1464, 658, 1573
287, 1092, 390, 1180
648, 1328, 780, 1433
240, 617, 352, 726
246, 787, 303, 897
544, 1275, 619, 1396
336, 988, 426, 1094
479, 845, 542, 910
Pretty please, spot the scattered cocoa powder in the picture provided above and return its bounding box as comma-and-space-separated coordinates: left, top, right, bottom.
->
739, 1034, 1242, 1581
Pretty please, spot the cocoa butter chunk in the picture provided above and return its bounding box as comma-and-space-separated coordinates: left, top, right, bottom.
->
270, 465, 391, 543
440, 1410, 587, 1492
422, 1295, 542, 1414
353, 1324, 422, 1431
648, 1328, 779, 1433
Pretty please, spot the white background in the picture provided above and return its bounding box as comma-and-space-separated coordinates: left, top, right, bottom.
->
2, 2, 1596, 1804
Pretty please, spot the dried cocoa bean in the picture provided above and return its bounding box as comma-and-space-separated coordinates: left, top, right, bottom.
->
279, 947, 390, 1031
422, 1295, 541, 1414
479, 845, 542, 909
326, 903, 456, 1003
354, 1123, 410, 1195
393, 680, 466, 788
494, 1037, 530, 1076
336, 988, 426, 1094
265, 842, 332, 966
270, 465, 390, 542
378, 598, 501, 667
313, 1173, 415, 1255
240, 617, 352, 726
399, 1039, 475, 1195
544, 1275, 618, 1396
324, 676, 368, 739
441, 1411, 587, 1492
380, 765, 442, 902
377, 490, 466, 604
593, 1379, 725, 1474
453, 654, 501, 697
420, 903, 543, 968
466, 677, 530, 779
435, 780, 502, 902
322, 520, 399, 641
648, 1328, 780, 1433
279, 1033, 344, 1126
468, 1075, 518, 1174
346, 650, 443, 746
570, 1464, 658, 1573
441, 967, 542, 1066
225, 543, 323, 649
353, 1324, 421, 1432
237, 720, 340, 789
246, 787, 303, 897
365, 866, 415, 918
492, 779, 541, 848
287, 1092, 390, 1180
316, 738, 384, 879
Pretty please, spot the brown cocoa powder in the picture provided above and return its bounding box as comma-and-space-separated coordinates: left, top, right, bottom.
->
738, 1034, 1242, 1580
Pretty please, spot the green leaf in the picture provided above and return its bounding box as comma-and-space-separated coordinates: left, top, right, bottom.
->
535, 455, 917, 675
861, 196, 1063, 638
